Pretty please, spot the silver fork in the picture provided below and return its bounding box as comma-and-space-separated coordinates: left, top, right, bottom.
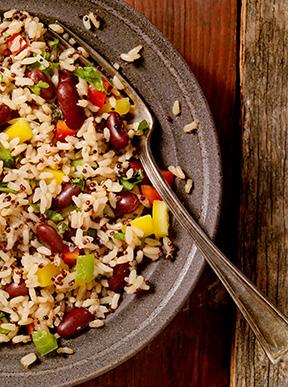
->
50, 22, 288, 364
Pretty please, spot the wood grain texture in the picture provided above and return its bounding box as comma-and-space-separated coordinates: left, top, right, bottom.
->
80, 1, 238, 386
231, 0, 288, 386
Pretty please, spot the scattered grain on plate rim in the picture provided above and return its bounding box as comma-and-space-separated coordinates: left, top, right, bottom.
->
120, 45, 143, 63
168, 165, 186, 180
172, 100, 181, 116
88, 12, 100, 29
57, 346, 75, 355
20, 353, 37, 368
185, 178, 194, 194
183, 121, 198, 133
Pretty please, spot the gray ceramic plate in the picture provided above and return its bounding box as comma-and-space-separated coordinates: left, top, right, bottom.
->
0, 1, 222, 386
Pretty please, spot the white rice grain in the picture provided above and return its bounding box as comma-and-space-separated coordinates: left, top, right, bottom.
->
172, 100, 181, 116
20, 353, 37, 368
183, 121, 198, 133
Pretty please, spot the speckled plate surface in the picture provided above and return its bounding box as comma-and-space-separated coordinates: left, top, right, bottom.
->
0, 1, 222, 385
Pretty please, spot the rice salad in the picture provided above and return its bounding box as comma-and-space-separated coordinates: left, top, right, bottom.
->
0, 9, 176, 365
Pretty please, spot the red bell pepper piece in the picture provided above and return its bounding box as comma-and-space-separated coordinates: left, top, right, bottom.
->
6, 33, 29, 55
103, 80, 112, 93
54, 120, 77, 142
141, 170, 174, 204
87, 85, 106, 108
62, 245, 80, 266
141, 185, 161, 204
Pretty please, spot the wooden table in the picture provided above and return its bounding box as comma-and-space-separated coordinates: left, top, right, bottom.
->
81, 0, 288, 386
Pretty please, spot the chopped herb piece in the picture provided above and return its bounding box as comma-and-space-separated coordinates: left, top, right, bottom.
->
42, 51, 51, 61
51, 104, 63, 120
30, 80, 49, 96
83, 228, 97, 238
0, 182, 16, 194
0, 73, 3, 83
136, 120, 149, 134
48, 37, 59, 49
48, 62, 59, 70
46, 210, 64, 222
56, 221, 68, 234
120, 170, 144, 191
103, 204, 115, 218
0, 312, 9, 334
29, 179, 37, 189
3, 32, 10, 40
71, 176, 85, 191
0, 146, 14, 168
32, 330, 58, 356
30, 203, 40, 213
71, 158, 84, 168
114, 232, 125, 240
74, 66, 105, 92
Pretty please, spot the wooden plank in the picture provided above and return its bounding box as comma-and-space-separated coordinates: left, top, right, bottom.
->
80, 1, 238, 386
231, 0, 288, 385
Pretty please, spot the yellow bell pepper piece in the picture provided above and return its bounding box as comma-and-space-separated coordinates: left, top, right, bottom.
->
115, 98, 130, 115
152, 200, 169, 237
5, 118, 32, 143
43, 168, 64, 186
37, 263, 61, 287
130, 215, 154, 237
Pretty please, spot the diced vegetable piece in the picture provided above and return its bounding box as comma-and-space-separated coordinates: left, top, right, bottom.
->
114, 232, 125, 240
103, 80, 112, 93
75, 254, 95, 284
0, 182, 16, 194
0, 146, 14, 168
45, 209, 64, 222
160, 170, 174, 186
99, 103, 112, 113
62, 246, 79, 266
54, 120, 77, 142
115, 98, 130, 115
141, 170, 174, 204
5, 118, 32, 143
0, 312, 9, 334
43, 168, 64, 186
72, 158, 84, 168
37, 263, 61, 287
32, 330, 58, 356
130, 215, 154, 237
152, 200, 169, 237
87, 85, 106, 108
141, 185, 161, 204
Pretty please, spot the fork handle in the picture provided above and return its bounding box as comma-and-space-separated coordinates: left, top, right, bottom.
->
140, 144, 288, 364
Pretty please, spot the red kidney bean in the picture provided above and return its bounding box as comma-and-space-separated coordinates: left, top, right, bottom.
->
59, 70, 74, 83
129, 160, 149, 184
0, 104, 12, 127
108, 263, 129, 292
56, 307, 93, 338
57, 80, 85, 130
5, 280, 29, 298
27, 69, 56, 101
115, 191, 139, 216
54, 183, 81, 209
35, 222, 64, 253
106, 112, 129, 150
